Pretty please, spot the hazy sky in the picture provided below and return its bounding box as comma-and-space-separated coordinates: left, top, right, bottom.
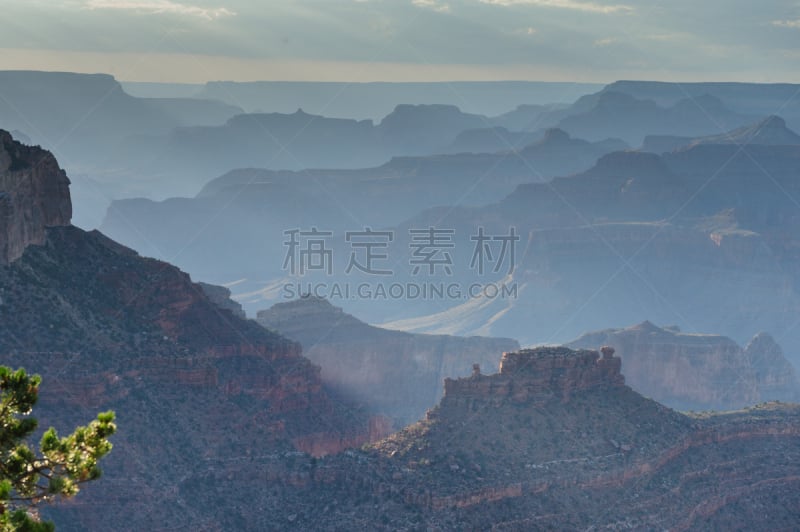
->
1, 0, 799, 83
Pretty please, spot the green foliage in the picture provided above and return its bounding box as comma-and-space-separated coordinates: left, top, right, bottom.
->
0, 366, 116, 531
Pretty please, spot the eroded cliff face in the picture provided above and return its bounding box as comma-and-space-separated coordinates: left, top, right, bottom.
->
441, 346, 625, 407
0, 130, 71, 263
257, 296, 520, 426
745, 332, 799, 393
568, 321, 800, 410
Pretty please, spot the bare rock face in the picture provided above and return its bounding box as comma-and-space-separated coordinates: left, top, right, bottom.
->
442, 346, 625, 408
568, 322, 800, 410
744, 332, 800, 398
0, 130, 71, 263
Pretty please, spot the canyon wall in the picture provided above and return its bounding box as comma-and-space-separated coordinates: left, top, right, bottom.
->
0, 130, 71, 263
568, 321, 800, 410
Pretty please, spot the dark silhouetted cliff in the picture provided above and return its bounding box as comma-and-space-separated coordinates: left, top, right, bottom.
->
0, 130, 71, 263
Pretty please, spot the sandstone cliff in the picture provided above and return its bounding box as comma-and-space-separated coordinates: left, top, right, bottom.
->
568, 321, 800, 410
441, 346, 624, 408
0, 130, 71, 263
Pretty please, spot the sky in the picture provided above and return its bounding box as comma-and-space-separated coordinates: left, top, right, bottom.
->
0, 0, 799, 83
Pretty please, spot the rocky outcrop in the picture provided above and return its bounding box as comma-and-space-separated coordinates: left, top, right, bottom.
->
441, 346, 624, 407
198, 281, 246, 318
0, 130, 71, 263
744, 332, 800, 399
568, 322, 800, 410
257, 296, 520, 426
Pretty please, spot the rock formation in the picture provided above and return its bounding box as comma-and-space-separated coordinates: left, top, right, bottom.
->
744, 331, 800, 397
568, 322, 800, 410
441, 346, 624, 407
0, 130, 71, 263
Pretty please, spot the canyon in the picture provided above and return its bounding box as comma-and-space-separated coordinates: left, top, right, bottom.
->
257, 296, 519, 426
3, 69, 800, 529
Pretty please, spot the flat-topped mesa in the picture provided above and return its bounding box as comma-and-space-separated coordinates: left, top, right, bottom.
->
441, 346, 624, 407
0, 130, 71, 264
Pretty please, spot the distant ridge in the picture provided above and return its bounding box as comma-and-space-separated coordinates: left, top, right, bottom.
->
194, 80, 603, 119
568, 321, 800, 410
689, 115, 800, 146
642, 114, 800, 153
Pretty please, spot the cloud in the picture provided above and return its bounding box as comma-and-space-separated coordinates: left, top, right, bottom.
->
412, 0, 451, 13
644, 33, 683, 42
84, 0, 235, 20
594, 37, 617, 46
509, 26, 538, 36
772, 19, 800, 29
480, 0, 632, 14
